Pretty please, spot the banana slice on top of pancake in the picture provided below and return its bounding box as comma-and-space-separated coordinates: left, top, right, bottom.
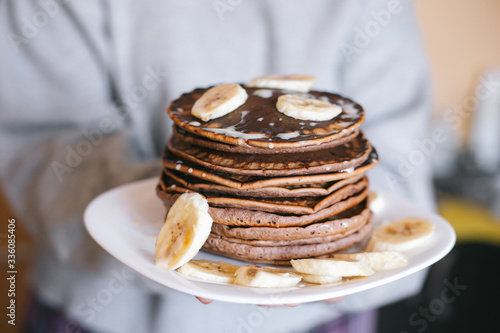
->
276, 94, 342, 121
192, 83, 248, 122
155, 193, 213, 270
245, 74, 316, 93
364, 218, 435, 252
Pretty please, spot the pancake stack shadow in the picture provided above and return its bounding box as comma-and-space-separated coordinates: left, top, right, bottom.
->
157, 87, 379, 265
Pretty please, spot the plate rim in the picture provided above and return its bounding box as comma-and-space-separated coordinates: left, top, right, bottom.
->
84, 177, 456, 305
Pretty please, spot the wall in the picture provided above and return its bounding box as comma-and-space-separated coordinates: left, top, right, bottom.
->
416, 0, 500, 145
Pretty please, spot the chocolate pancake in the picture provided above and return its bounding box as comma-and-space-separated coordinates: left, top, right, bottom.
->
168, 87, 364, 149
158, 187, 369, 227
211, 203, 370, 242
157, 176, 367, 215
212, 216, 367, 246
163, 149, 378, 189
161, 167, 365, 198
173, 126, 361, 155
158, 82, 380, 266
201, 219, 372, 262
215, 225, 363, 246
167, 132, 372, 177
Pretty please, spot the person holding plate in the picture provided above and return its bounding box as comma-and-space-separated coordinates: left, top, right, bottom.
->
0, 1, 434, 332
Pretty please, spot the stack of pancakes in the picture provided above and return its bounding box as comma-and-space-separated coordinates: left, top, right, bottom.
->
157, 86, 378, 265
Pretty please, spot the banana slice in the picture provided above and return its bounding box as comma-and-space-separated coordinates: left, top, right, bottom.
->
234, 265, 302, 288
369, 191, 378, 202
331, 251, 408, 271
276, 94, 342, 121
155, 193, 213, 270
245, 75, 316, 93
177, 260, 239, 284
192, 83, 248, 122
301, 274, 343, 285
369, 191, 383, 211
365, 218, 435, 252
291, 259, 374, 277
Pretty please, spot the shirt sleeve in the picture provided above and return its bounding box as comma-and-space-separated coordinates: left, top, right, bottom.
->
331, 0, 435, 310
0, 0, 161, 266
340, 0, 436, 211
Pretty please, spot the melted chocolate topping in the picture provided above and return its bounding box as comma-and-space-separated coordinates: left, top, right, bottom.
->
168, 87, 364, 147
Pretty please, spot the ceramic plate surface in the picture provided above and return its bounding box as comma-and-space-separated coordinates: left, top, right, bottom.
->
84, 178, 455, 305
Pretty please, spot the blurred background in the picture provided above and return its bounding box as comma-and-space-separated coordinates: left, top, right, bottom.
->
377, 0, 500, 332
1, 0, 499, 332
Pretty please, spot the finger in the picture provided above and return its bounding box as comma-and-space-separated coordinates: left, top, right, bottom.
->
285, 303, 300, 307
196, 297, 214, 304
323, 296, 345, 303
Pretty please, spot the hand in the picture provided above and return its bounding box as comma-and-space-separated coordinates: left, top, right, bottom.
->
195, 297, 214, 304
195, 297, 298, 307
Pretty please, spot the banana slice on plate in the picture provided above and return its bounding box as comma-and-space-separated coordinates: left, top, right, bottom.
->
234, 265, 302, 288
245, 75, 316, 93
291, 259, 374, 277
177, 260, 239, 284
369, 191, 383, 211
331, 251, 408, 271
276, 94, 342, 121
301, 274, 343, 285
192, 83, 248, 122
365, 218, 435, 252
155, 193, 213, 271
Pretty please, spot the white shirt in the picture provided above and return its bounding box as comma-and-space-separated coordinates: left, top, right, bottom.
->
0, 1, 434, 332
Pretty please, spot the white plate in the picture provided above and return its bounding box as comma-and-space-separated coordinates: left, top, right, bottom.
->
84, 177, 455, 305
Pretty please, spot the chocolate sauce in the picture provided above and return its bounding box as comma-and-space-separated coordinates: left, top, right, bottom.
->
168, 87, 364, 145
